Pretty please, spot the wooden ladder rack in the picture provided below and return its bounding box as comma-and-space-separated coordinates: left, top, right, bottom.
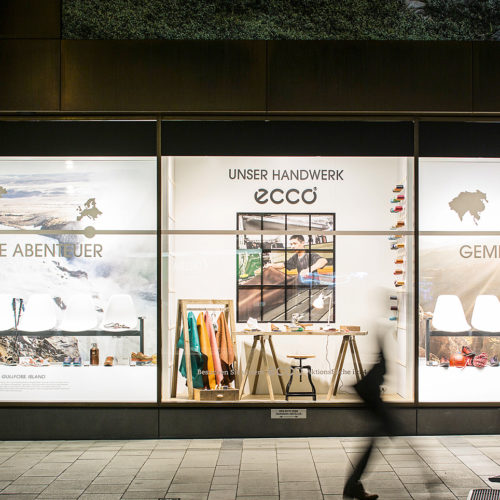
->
171, 299, 239, 400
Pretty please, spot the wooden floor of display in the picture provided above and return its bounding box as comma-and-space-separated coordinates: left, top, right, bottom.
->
165, 392, 406, 403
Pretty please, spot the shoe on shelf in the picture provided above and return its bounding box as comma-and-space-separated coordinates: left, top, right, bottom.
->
343, 480, 379, 500
439, 356, 450, 368
131, 352, 153, 363
473, 352, 488, 368
104, 356, 114, 367
34, 357, 50, 367
490, 355, 499, 367
461, 345, 475, 357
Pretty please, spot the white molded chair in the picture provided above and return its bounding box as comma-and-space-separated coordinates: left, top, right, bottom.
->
60, 294, 98, 332
471, 295, 500, 332
432, 295, 470, 332
102, 294, 137, 331
0, 295, 15, 330
18, 294, 58, 331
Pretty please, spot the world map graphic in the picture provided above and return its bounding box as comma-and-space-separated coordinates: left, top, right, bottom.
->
449, 190, 488, 225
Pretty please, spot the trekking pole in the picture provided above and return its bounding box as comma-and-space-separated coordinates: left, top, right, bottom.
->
12, 298, 17, 329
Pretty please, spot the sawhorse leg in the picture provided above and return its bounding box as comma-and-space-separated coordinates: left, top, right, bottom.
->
349, 336, 362, 383
351, 336, 364, 381
251, 344, 264, 394
260, 337, 274, 401
327, 335, 349, 399
268, 336, 286, 395
239, 336, 259, 400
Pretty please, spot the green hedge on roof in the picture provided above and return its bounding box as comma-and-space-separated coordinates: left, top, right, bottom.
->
63, 0, 500, 40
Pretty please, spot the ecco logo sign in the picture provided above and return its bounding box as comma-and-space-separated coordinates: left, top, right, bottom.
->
254, 188, 317, 205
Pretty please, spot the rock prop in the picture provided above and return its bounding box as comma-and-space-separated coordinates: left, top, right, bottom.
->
0, 335, 80, 363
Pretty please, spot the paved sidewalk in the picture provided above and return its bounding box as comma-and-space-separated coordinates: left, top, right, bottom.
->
0, 436, 500, 499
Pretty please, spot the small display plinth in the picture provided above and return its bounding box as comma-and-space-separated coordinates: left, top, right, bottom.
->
193, 388, 239, 401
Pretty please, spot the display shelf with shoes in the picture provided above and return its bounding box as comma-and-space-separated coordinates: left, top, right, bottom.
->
425, 300, 500, 363
0, 317, 146, 357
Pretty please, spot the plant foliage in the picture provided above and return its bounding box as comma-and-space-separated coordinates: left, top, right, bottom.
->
62, 0, 500, 40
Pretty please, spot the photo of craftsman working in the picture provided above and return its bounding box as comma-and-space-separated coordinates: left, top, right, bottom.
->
237, 213, 335, 323
265, 234, 328, 280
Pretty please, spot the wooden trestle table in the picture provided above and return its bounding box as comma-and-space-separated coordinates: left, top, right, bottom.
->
235, 330, 367, 401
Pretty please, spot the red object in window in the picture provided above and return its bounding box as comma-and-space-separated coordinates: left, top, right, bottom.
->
450, 353, 466, 368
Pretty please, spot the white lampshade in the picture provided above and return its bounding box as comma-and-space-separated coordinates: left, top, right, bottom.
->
312, 293, 325, 309
471, 295, 500, 332
432, 295, 470, 332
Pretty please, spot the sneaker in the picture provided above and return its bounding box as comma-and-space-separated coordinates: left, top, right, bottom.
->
461, 345, 475, 357
73, 356, 82, 367
131, 352, 153, 363
104, 356, 114, 367
489, 355, 499, 367
34, 357, 50, 367
63, 356, 72, 366
439, 356, 450, 367
473, 352, 488, 368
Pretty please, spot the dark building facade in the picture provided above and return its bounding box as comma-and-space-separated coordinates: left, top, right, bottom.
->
0, 1, 500, 440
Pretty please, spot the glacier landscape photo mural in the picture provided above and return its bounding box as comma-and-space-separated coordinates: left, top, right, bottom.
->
0, 158, 157, 364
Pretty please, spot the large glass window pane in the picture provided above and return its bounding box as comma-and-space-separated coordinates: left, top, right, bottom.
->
0, 157, 157, 402
162, 156, 414, 403
419, 158, 500, 402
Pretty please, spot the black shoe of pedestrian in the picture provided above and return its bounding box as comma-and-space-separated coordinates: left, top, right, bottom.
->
489, 475, 500, 482
343, 480, 379, 499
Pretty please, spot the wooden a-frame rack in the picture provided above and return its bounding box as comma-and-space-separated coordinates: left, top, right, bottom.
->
171, 299, 240, 400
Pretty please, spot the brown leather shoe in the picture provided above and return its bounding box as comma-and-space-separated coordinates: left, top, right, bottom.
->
131, 352, 153, 363
343, 481, 379, 500
104, 356, 114, 366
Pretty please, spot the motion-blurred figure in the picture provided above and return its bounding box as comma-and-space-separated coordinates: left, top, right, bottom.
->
343, 348, 396, 500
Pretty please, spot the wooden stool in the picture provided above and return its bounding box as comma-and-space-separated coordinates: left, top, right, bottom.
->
285, 355, 316, 401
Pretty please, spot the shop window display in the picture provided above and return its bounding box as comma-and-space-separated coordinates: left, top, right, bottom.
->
419, 158, 500, 402
162, 156, 414, 403
0, 157, 157, 402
